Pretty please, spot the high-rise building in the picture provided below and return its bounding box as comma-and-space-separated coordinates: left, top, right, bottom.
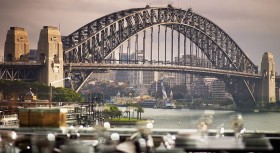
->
211, 79, 226, 99
178, 54, 212, 68
190, 77, 212, 99
90, 71, 115, 81
115, 53, 129, 83
190, 77, 228, 100
115, 51, 159, 87
143, 71, 158, 85
129, 51, 143, 86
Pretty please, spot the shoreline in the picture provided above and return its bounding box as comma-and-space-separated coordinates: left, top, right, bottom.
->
151, 106, 280, 113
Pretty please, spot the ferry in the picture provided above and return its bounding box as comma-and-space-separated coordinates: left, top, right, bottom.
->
164, 102, 176, 109
138, 100, 157, 108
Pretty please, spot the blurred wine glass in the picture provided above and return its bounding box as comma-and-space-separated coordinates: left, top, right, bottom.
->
197, 113, 213, 139
230, 114, 246, 138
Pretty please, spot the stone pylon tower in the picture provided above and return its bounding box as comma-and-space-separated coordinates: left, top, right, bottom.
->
260, 52, 276, 108
37, 26, 64, 87
4, 27, 30, 61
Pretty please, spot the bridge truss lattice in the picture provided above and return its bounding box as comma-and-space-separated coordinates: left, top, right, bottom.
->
62, 5, 260, 108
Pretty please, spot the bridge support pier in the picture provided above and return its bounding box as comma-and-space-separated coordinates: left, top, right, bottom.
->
258, 52, 276, 109
4, 27, 30, 62
37, 26, 64, 87
223, 78, 257, 110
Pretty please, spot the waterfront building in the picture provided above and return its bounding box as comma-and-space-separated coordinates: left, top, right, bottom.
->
90, 70, 115, 81
190, 77, 213, 99
159, 72, 191, 88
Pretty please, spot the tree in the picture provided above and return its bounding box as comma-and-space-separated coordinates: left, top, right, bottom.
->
136, 106, 144, 120
127, 103, 144, 120
0, 80, 83, 102
103, 109, 111, 119
124, 109, 130, 120
80, 80, 130, 101
52, 87, 83, 102
103, 104, 122, 120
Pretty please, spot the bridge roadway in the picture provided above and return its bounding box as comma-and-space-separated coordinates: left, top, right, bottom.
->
0, 62, 43, 81
65, 63, 262, 79
2, 61, 280, 81
0, 61, 42, 66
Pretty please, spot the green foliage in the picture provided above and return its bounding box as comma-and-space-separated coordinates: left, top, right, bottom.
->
127, 103, 144, 113
0, 79, 83, 102
126, 103, 144, 119
53, 87, 83, 102
103, 104, 122, 119
0, 80, 48, 99
80, 80, 135, 100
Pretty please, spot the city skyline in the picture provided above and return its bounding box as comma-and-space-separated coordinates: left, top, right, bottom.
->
0, 0, 280, 72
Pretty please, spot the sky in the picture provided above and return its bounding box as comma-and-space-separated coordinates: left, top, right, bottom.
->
0, 0, 280, 72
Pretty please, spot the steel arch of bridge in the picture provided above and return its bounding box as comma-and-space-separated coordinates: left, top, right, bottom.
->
63, 6, 260, 108
63, 6, 257, 73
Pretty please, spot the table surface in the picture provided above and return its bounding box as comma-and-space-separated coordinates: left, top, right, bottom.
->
176, 135, 273, 151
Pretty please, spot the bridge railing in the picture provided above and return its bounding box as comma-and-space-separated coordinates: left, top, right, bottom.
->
0, 60, 43, 65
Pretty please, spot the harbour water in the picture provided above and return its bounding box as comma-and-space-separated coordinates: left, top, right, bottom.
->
123, 108, 280, 132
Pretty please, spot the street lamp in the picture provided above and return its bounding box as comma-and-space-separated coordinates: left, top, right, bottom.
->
49, 76, 71, 108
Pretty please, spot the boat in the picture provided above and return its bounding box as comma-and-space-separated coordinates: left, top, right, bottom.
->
138, 100, 157, 108
164, 102, 176, 109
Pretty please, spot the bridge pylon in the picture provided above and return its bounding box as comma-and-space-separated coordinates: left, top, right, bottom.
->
37, 26, 64, 87
259, 52, 276, 108
4, 27, 30, 61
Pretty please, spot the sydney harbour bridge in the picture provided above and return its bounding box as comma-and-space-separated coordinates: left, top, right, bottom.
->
0, 5, 279, 110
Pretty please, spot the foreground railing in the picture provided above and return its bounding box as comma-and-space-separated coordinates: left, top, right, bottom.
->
0, 126, 279, 153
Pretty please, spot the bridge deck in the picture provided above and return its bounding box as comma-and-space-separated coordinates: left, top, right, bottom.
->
0, 62, 43, 67
1, 62, 280, 81
65, 63, 262, 79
